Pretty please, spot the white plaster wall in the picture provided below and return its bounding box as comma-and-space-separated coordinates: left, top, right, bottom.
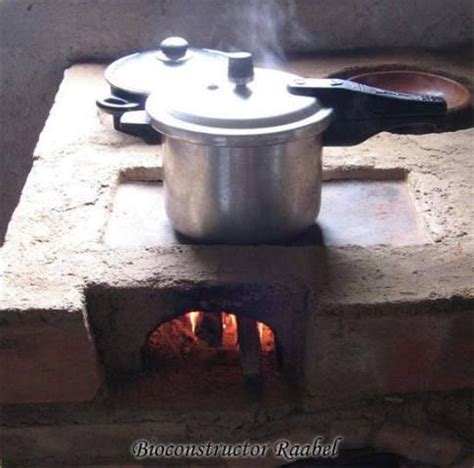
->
0, 0, 472, 241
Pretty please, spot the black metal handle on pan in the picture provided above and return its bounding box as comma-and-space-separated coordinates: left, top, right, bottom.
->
287, 78, 448, 146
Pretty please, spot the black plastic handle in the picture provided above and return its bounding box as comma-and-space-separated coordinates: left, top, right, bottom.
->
96, 95, 159, 142
96, 95, 143, 133
96, 95, 142, 116
119, 110, 161, 143
288, 78, 448, 146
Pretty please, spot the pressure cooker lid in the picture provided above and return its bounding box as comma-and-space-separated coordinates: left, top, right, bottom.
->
105, 37, 226, 98
146, 53, 332, 144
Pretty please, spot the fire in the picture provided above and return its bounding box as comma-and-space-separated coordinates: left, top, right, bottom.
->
222, 313, 238, 347
258, 321, 275, 352
222, 313, 237, 331
185, 311, 274, 351
187, 311, 201, 334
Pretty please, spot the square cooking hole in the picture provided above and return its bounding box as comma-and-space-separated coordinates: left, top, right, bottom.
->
104, 177, 430, 247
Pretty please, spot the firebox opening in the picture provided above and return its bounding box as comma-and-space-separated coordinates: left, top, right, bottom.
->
140, 311, 287, 400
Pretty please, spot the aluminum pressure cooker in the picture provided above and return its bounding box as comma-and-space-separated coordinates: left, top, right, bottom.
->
97, 38, 447, 244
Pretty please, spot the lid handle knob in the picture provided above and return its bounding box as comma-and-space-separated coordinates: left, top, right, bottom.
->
228, 52, 254, 86
160, 37, 189, 61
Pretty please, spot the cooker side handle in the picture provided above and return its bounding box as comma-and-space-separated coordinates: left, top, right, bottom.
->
287, 78, 447, 146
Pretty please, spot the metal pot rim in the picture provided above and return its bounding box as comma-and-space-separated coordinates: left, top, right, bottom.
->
148, 106, 333, 146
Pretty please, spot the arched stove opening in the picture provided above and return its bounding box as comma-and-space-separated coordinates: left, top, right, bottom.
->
141, 311, 284, 396
86, 284, 306, 408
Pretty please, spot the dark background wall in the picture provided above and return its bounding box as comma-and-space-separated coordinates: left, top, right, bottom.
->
1, 0, 472, 242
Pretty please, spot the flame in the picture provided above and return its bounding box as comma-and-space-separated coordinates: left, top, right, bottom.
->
222, 312, 238, 347
228, 313, 237, 330
187, 311, 201, 334
258, 322, 275, 352
185, 311, 274, 352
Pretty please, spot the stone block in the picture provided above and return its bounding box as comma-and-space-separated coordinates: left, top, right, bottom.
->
0, 309, 102, 405
304, 304, 472, 399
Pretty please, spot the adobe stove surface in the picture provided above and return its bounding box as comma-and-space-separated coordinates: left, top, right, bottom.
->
104, 178, 429, 248
0, 50, 472, 467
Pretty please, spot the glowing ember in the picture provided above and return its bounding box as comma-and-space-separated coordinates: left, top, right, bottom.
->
186, 311, 201, 334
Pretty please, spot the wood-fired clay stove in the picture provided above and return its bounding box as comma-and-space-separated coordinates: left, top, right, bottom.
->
0, 51, 472, 467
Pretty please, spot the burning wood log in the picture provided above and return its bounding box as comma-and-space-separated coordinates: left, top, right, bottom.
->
195, 312, 223, 347
142, 311, 275, 389
237, 315, 262, 386
142, 316, 214, 371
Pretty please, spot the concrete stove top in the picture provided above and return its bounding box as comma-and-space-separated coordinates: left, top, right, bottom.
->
0, 51, 472, 467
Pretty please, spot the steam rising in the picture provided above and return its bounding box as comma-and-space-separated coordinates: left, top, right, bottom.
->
237, 0, 287, 67
209, 0, 310, 69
